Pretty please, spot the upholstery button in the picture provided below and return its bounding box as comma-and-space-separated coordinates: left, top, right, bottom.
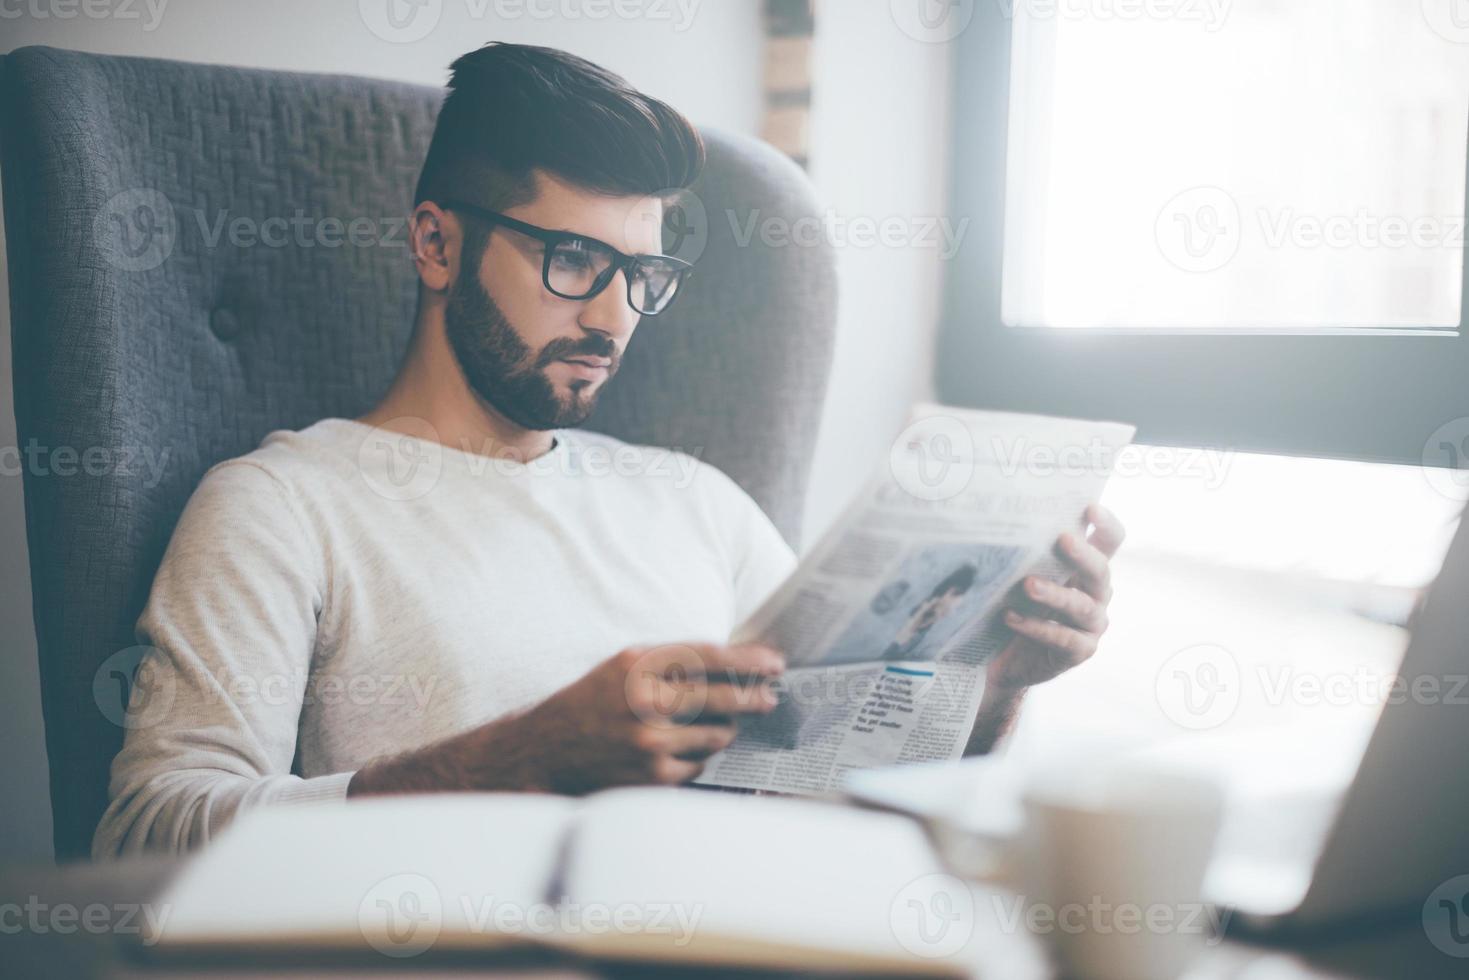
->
209, 307, 241, 340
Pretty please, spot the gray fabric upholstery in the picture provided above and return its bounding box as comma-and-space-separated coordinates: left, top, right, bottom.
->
0, 46, 835, 860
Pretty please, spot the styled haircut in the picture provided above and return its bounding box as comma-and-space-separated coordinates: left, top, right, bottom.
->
414, 42, 706, 218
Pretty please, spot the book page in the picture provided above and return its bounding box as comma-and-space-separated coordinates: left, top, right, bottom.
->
552, 786, 973, 976
149, 794, 577, 956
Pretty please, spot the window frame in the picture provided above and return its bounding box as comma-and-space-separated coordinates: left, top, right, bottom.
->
935, 6, 1469, 467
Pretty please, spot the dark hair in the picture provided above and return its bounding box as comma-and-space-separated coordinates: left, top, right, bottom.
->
928, 563, 978, 600
413, 43, 706, 215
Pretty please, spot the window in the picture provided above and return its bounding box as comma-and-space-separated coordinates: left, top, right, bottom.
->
939, 2, 1469, 464
1001, 0, 1469, 331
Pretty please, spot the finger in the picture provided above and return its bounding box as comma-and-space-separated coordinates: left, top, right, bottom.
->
650, 755, 707, 785
1058, 531, 1112, 601
643, 642, 786, 681
710, 642, 787, 680
660, 679, 777, 722
630, 673, 775, 728
1020, 577, 1107, 633
1086, 504, 1126, 558
658, 722, 740, 760
1003, 610, 1099, 667
692, 680, 779, 718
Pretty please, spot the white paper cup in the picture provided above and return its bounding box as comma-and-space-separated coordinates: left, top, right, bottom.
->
1016, 768, 1225, 980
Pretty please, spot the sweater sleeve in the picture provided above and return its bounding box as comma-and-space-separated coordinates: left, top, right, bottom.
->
684, 457, 798, 628
92, 460, 353, 859
731, 494, 798, 628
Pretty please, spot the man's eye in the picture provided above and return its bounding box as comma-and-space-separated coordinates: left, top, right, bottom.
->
551, 242, 594, 270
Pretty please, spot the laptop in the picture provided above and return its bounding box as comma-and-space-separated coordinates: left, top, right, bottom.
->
1211, 509, 1469, 931
847, 510, 1469, 933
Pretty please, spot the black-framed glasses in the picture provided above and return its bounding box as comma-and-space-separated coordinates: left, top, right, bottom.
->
439, 200, 693, 317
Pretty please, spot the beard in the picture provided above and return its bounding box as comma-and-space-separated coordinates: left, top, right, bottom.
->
444, 268, 621, 431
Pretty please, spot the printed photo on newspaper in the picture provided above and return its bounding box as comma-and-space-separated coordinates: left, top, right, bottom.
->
695, 404, 1137, 796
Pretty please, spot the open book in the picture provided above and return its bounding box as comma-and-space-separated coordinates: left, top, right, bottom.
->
146, 787, 978, 975
695, 405, 1136, 795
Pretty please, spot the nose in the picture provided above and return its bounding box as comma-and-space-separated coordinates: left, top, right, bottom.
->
578, 265, 641, 342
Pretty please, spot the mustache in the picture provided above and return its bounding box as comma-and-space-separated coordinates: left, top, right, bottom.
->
535, 334, 622, 373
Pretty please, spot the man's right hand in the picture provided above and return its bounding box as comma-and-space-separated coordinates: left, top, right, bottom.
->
348, 641, 785, 797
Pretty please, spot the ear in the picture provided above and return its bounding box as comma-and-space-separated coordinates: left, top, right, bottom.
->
409, 202, 455, 293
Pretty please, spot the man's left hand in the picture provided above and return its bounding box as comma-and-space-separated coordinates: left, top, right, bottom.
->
985, 503, 1126, 693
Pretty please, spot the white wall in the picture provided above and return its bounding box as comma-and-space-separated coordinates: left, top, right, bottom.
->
801, 4, 954, 540
0, 0, 952, 861
0, 0, 763, 121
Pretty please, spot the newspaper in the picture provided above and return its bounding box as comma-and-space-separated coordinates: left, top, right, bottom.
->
696, 405, 1136, 795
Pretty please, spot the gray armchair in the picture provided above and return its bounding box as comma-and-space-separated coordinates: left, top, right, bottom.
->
0, 46, 835, 859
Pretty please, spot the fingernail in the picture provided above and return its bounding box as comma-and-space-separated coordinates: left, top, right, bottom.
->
1027, 577, 1045, 598
1005, 610, 1022, 624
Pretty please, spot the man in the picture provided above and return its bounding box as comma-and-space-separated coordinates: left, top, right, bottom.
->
94, 43, 1123, 858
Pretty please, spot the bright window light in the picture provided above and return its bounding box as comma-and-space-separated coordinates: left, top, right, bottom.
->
1100, 446, 1466, 589
1001, 0, 1469, 330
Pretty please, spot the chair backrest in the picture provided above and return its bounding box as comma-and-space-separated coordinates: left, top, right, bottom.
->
0, 46, 835, 859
